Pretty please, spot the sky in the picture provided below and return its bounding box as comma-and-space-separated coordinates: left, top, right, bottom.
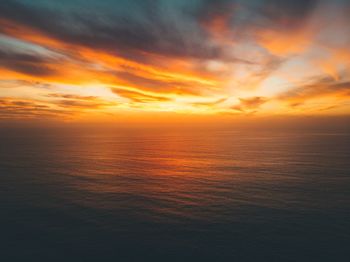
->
0, 0, 350, 121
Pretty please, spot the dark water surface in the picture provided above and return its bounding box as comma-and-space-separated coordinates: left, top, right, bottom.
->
1, 126, 349, 261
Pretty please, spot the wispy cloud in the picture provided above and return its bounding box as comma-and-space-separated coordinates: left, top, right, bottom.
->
231, 97, 268, 112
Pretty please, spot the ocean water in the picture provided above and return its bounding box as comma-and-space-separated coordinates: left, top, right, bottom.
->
0, 126, 349, 261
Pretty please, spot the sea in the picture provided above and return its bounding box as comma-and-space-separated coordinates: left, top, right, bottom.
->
0, 124, 349, 261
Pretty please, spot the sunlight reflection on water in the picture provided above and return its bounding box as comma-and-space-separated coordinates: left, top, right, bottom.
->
0, 127, 349, 261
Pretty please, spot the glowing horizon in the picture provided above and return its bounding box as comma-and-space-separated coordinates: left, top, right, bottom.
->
0, 0, 350, 121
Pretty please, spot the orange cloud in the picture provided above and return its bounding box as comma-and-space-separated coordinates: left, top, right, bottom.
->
111, 88, 172, 103
0, 98, 71, 119
276, 77, 350, 114
231, 97, 268, 112
257, 28, 311, 56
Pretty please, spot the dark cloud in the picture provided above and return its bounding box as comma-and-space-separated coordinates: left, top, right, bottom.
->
196, 0, 235, 23
0, 0, 321, 70
0, 49, 56, 76
260, 0, 319, 28
196, 0, 319, 38
0, 0, 223, 63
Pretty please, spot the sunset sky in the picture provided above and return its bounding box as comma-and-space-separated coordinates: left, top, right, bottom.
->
0, 0, 350, 121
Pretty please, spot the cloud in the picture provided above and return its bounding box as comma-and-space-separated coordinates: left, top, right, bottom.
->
0, 49, 56, 76
46, 93, 115, 109
197, 0, 235, 43
253, 0, 319, 56
0, 0, 224, 62
3, 0, 316, 64
0, 98, 71, 119
195, 0, 320, 58
231, 96, 268, 112
53, 100, 108, 109
111, 69, 213, 96
0, 0, 349, 118
279, 76, 350, 102
275, 76, 350, 112
111, 87, 172, 103
47, 93, 98, 101
191, 97, 227, 107
259, 0, 319, 28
